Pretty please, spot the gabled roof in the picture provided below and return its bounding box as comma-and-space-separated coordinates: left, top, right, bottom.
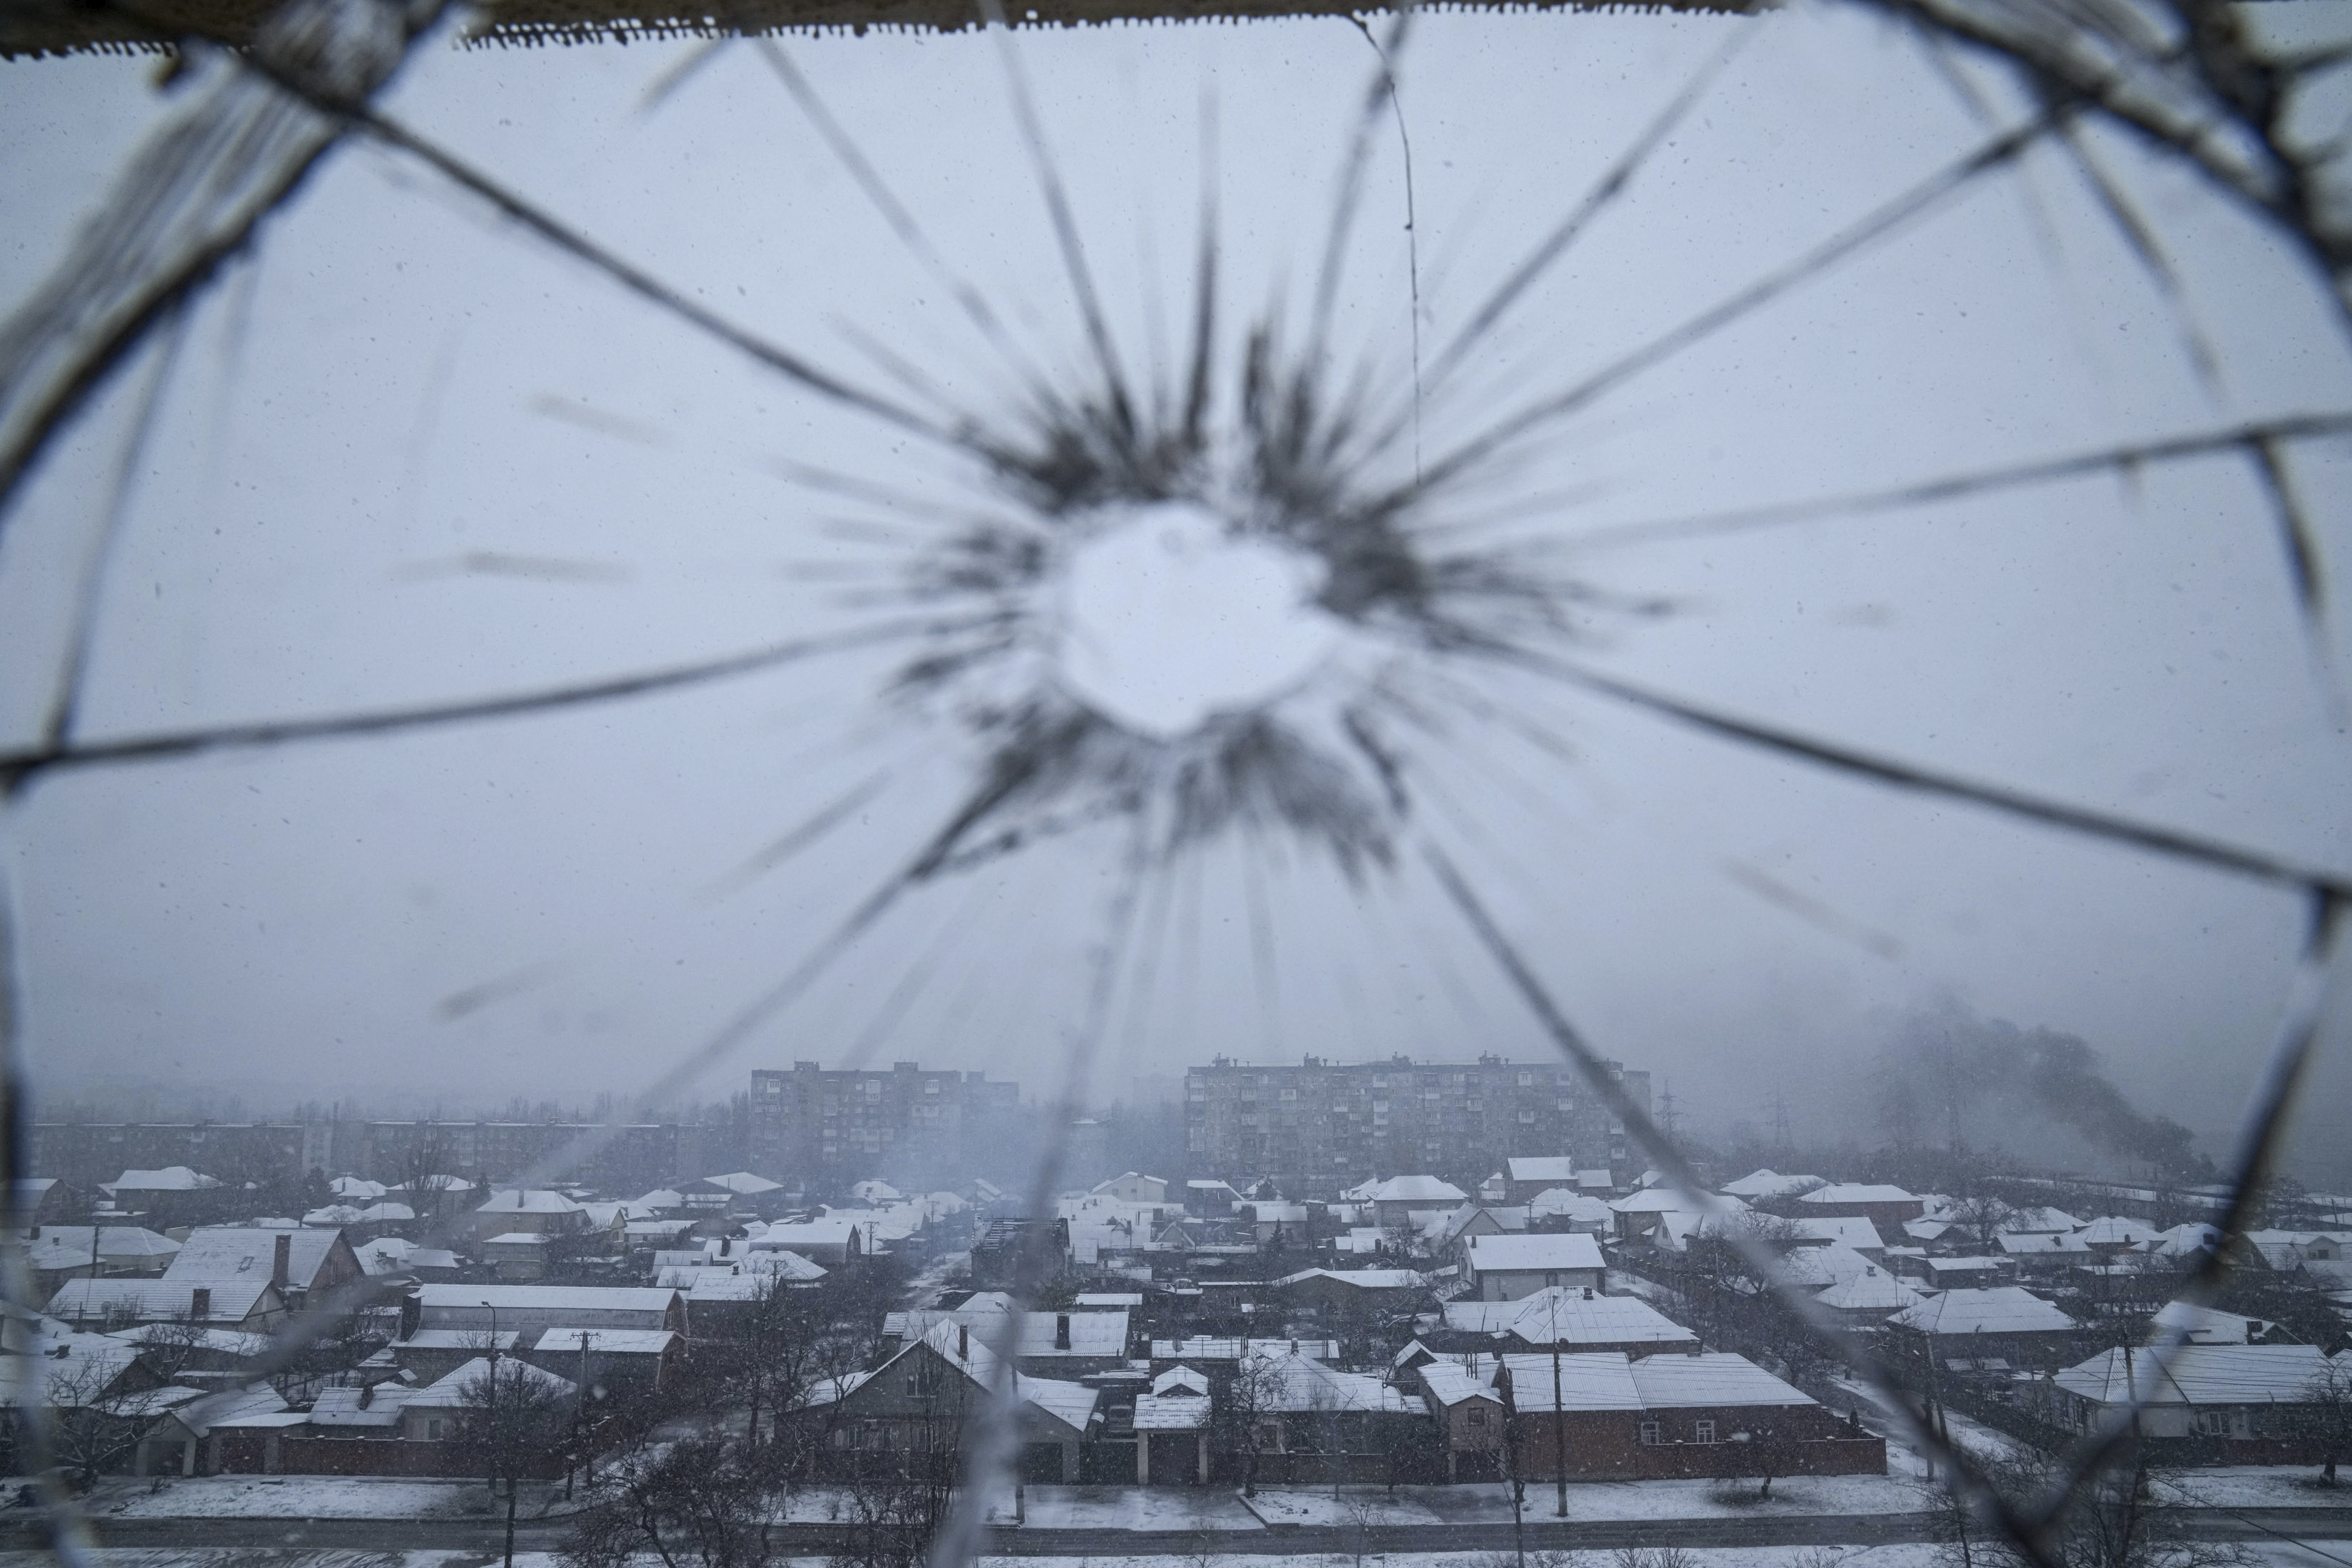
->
531, 1327, 679, 1356
1721, 1170, 1830, 1200
889, 1306, 1130, 1358
1609, 1187, 1733, 1215
1815, 1267, 1925, 1314
2053, 1344, 2332, 1406
701, 1172, 785, 1195
1773, 1243, 1874, 1290
1418, 1360, 1505, 1407
474, 1190, 582, 1215
1365, 1176, 1468, 1205
48, 1277, 275, 1324
1442, 1286, 1697, 1347
1788, 1217, 1883, 1251
1528, 1190, 1614, 1222
1800, 1184, 1918, 1205
329, 1178, 388, 1202
834, 1322, 1100, 1435
1275, 1268, 1427, 1291
167, 1227, 349, 1289
2151, 1301, 2268, 1345
173, 1385, 301, 1435
1506, 1157, 1578, 1183
22, 1226, 180, 1265
2002, 1207, 2080, 1234
1889, 1286, 2075, 1336
311, 1383, 416, 1429
1465, 1232, 1604, 1274
2075, 1216, 2161, 1249
1239, 1348, 1418, 1414
1499, 1351, 1643, 1413
1998, 1230, 2091, 1255
405, 1356, 577, 1409
105, 1167, 221, 1192
0, 1329, 149, 1408
1152, 1364, 1211, 1397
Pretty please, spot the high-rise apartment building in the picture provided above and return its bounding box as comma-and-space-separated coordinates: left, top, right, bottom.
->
748, 1062, 1021, 1186
1182, 1053, 1647, 1195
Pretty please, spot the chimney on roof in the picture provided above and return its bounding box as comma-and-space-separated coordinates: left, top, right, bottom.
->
1583, 1286, 1594, 1299
1056, 1314, 1071, 1351
272, 1232, 290, 1289
958, 1324, 969, 1361
190, 1286, 212, 1320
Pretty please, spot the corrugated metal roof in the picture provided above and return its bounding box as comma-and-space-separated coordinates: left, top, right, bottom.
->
2053, 1345, 2333, 1406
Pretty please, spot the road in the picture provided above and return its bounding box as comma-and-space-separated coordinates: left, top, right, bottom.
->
6, 1507, 2350, 1557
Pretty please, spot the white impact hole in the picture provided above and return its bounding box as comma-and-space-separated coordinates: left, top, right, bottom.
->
1054, 500, 1344, 741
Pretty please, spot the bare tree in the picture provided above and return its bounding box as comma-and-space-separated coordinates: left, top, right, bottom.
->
1940, 1448, 2253, 1568
1211, 1346, 1289, 1498
459, 1353, 576, 1568
2297, 1356, 2352, 1487
564, 1431, 789, 1568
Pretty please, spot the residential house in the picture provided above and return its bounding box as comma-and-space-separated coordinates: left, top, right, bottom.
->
1527, 1190, 1614, 1234
515, 1324, 685, 1395
1463, 1232, 1605, 1301
1365, 1176, 1468, 1229
1150, 1336, 1339, 1366
1093, 1172, 1170, 1205
1796, 1184, 1924, 1235
2150, 1300, 2295, 1346
1720, 1170, 1830, 1202
1185, 1180, 1244, 1216
884, 1295, 1132, 1376
1504, 1158, 1579, 1205
135, 1385, 304, 1477
21, 1225, 180, 1296
755, 1219, 864, 1268
807, 1319, 1099, 1482
1812, 1267, 1926, 1326
1495, 1351, 1885, 1480
100, 1167, 232, 1227
1133, 1364, 1213, 1484
9, 1178, 76, 1224
1886, 1286, 2082, 1372
2044, 1344, 2338, 1458
1273, 1269, 1428, 1314
408, 1284, 686, 1339
165, 1227, 363, 1314
1415, 1356, 1509, 1480
46, 1277, 285, 1332
1214, 1345, 1425, 1485
398, 1356, 577, 1445
468, 1190, 587, 1244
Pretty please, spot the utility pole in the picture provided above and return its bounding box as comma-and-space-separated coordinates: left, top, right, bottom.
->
1656, 1083, 1682, 1142
1549, 1294, 1567, 1517
1770, 1087, 1793, 1155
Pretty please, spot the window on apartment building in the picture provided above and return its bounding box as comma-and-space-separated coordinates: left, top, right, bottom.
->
1695, 1420, 1717, 1443
1280, 1088, 1297, 1100
1520, 1111, 1536, 1123
1639, 1422, 1661, 1445
1518, 1072, 1534, 1086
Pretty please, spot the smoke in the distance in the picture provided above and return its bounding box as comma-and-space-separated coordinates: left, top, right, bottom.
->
1873, 999, 2209, 1180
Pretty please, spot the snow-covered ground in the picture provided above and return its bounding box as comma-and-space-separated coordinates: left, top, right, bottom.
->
2162, 1468, 2352, 1510
5, 1548, 2348, 1568
1241, 1477, 1933, 1525
81, 1473, 571, 1520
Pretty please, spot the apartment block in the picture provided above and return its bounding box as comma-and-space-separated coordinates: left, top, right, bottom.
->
1183, 1053, 1647, 1196
748, 1062, 1021, 1186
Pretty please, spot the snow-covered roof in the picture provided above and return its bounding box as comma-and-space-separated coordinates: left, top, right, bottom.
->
632, 1189, 686, 1211
48, 1277, 272, 1323
1241, 1348, 1418, 1414
1800, 1184, 1918, 1205
1465, 1232, 1604, 1274
329, 1177, 388, 1202
483, 1232, 550, 1247
359, 1202, 416, 1223
1788, 1217, 1882, 1251
1151, 1336, 1337, 1361
2054, 1344, 2333, 1407
1629, 1353, 1816, 1408
172, 1384, 298, 1434
1998, 1230, 2092, 1255
1721, 1170, 1830, 1200
1076, 1292, 1144, 1308
1506, 1157, 1577, 1183
0, 1329, 148, 1407
2076, 1216, 2161, 1249
1500, 1351, 1643, 1412
532, 1327, 679, 1356
167, 1227, 346, 1288
395, 1329, 523, 1351
701, 1172, 785, 1195
304, 1205, 364, 1227
755, 1219, 858, 1249
2151, 1301, 2267, 1345
1134, 1391, 1211, 1429
1527, 1189, 1614, 1222
417, 1284, 679, 1313
1774, 1243, 1876, 1290
1609, 1187, 1731, 1215
473, 1189, 582, 1216
311, 1383, 416, 1428
1443, 1286, 1696, 1347
405, 1356, 577, 1408
21, 1226, 180, 1265
1365, 1175, 1468, 1205
1889, 1286, 2076, 1336
748, 1250, 826, 1281
105, 1167, 220, 1192
1418, 1361, 1504, 1408
2002, 1207, 2080, 1234
1275, 1268, 1427, 1291
891, 1306, 1130, 1358
1815, 1267, 1926, 1314
2153, 1223, 2224, 1257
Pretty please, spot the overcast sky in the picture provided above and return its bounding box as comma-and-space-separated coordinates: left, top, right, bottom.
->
3, 2, 2349, 1184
